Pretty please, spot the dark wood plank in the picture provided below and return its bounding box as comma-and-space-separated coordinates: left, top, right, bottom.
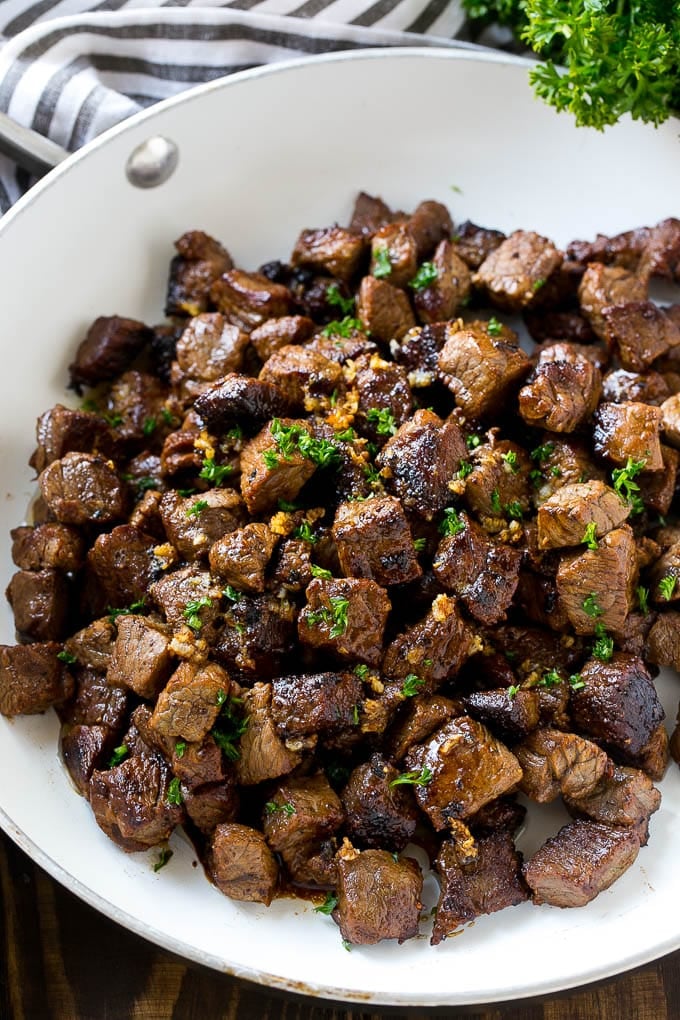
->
1, 830, 677, 1020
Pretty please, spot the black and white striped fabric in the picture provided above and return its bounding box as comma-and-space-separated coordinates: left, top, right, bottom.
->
0, 0, 472, 211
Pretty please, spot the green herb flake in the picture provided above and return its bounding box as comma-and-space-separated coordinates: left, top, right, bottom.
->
315, 892, 339, 915
107, 598, 146, 623
199, 457, 234, 485
487, 316, 503, 336
612, 457, 646, 516
166, 777, 183, 805
265, 800, 295, 817
413, 537, 427, 552
108, 744, 129, 768
592, 623, 614, 662
507, 684, 521, 700
466, 434, 481, 450
142, 416, 157, 437
366, 406, 398, 436
342, 939, 352, 952
306, 596, 350, 638
389, 766, 433, 788
294, 521, 317, 544
539, 669, 561, 688
262, 449, 279, 469
175, 741, 187, 759
186, 498, 209, 519
457, 460, 473, 480
504, 500, 524, 521
569, 674, 586, 692
637, 585, 650, 615
161, 408, 176, 427
401, 674, 425, 698
310, 564, 333, 580
529, 469, 543, 488
183, 596, 213, 631
354, 664, 369, 680
222, 585, 242, 603
439, 507, 465, 537
211, 696, 249, 761
501, 450, 519, 473
335, 427, 356, 442
532, 278, 546, 292
582, 592, 603, 618
352, 704, 360, 726
409, 261, 438, 291
326, 283, 355, 316
153, 847, 173, 873
278, 498, 300, 512
582, 522, 598, 550
57, 649, 77, 664
531, 442, 555, 464
490, 488, 502, 515
321, 316, 363, 338
658, 574, 677, 601
372, 245, 393, 279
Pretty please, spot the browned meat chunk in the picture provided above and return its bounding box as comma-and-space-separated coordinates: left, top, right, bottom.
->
571, 654, 665, 758
523, 819, 640, 907
103, 370, 167, 446
292, 226, 365, 282
193, 373, 293, 432
159, 489, 244, 562
234, 682, 301, 786
306, 331, 377, 366
452, 220, 506, 269
382, 595, 473, 691
602, 368, 671, 405
578, 263, 647, 340
61, 723, 112, 797
464, 688, 540, 744
602, 301, 680, 371
30, 404, 119, 474
536, 480, 629, 550
565, 765, 661, 845
519, 343, 602, 433
593, 401, 664, 471
85, 525, 157, 612
354, 354, 413, 442
438, 321, 529, 420
389, 323, 447, 384
262, 773, 344, 883
69, 316, 152, 389
183, 778, 239, 834
433, 515, 522, 625
529, 435, 603, 506
268, 538, 313, 594
271, 671, 362, 743
556, 526, 638, 635
175, 313, 248, 382
646, 611, 680, 671
210, 269, 292, 332
637, 444, 678, 515
408, 200, 454, 257
11, 523, 85, 572
250, 315, 315, 362
0, 642, 72, 717
214, 593, 296, 681
431, 830, 528, 945
61, 666, 129, 731
472, 230, 562, 311
106, 616, 173, 699
413, 243, 472, 326
6, 569, 69, 641
259, 345, 342, 409
150, 661, 229, 744
514, 727, 610, 803
462, 439, 531, 523
341, 754, 419, 851
332, 496, 421, 586
89, 753, 184, 852
376, 409, 467, 519
356, 275, 415, 343
298, 577, 390, 667
149, 564, 221, 633
39, 451, 126, 526
370, 222, 418, 288
660, 392, 680, 448
387, 694, 460, 761
207, 823, 278, 904
239, 420, 317, 515
334, 845, 423, 945
524, 308, 595, 345
63, 618, 116, 671
166, 230, 233, 317
348, 191, 394, 239
209, 523, 277, 594
626, 723, 669, 781
169, 732, 227, 791
404, 716, 522, 828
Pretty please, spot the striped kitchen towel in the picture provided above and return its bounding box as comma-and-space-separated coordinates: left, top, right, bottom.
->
0, 0, 476, 211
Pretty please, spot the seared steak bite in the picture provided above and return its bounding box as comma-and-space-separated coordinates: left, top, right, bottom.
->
175, 313, 248, 382
451, 219, 505, 269
602, 368, 671, 406
207, 823, 279, 904
376, 409, 467, 519
403, 716, 522, 829
354, 354, 413, 441
413, 240, 471, 324
370, 222, 419, 288
518, 343, 602, 433
660, 393, 680, 448
390, 322, 447, 383
165, 230, 233, 317
63, 618, 116, 671
61, 723, 113, 797
159, 489, 244, 563
514, 727, 610, 803
292, 226, 365, 282
382, 594, 474, 691
408, 199, 454, 257
356, 274, 415, 343
235, 682, 301, 786
646, 611, 680, 671
262, 773, 344, 883
472, 230, 562, 311
214, 593, 296, 681
90, 753, 184, 852
332, 496, 421, 586
333, 844, 423, 945
571, 654, 665, 759
556, 525, 638, 635
592, 401, 664, 470
250, 315, 315, 362
183, 777, 240, 834
61, 666, 129, 731
39, 451, 126, 526
149, 660, 229, 744
0, 642, 72, 717
6, 568, 69, 641
106, 615, 173, 699
564, 764, 661, 844
69, 316, 153, 389
210, 269, 292, 332
239, 420, 318, 515
271, 671, 363, 744
341, 754, 418, 851
30, 404, 119, 474
438, 321, 530, 420
647, 541, 680, 606
85, 525, 157, 611
602, 301, 680, 372
536, 480, 629, 550
462, 439, 531, 524
348, 191, 395, 239
193, 373, 293, 432
463, 688, 540, 745
387, 694, 461, 761
578, 263, 647, 340
258, 345, 343, 409
298, 577, 390, 667
11, 522, 85, 572
523, 819, 640, 908
149, 563, 221, 634
208, 523, 278, 593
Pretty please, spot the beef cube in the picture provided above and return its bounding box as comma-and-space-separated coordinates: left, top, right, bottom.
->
332, 496, 421, 586
209, 523, 278, 593
62, 667, 129, 731
370, 222, 418, 288
413, 241, 471, 324
85, 525, 157, 611
514, 727, 610, 803
354, 354, 413, 441
239, 420, 317, 515
160, 427, 203, 478
334, 846, 423, 945
404, 716, 522, 828
593, 401, 664, 470
568, 224, 651, 271
68, 316, 152, 389
431, 830, 528, 944
348, 191, 395, 239
11, 523, 85, 573
175, 313, 248, 382
387, 694, 460, 761
438, 321, 529, 420
602, 368, 671, 406
624, 723, 669, 781
637, 218, 680, 280
0, 642, 72, 717
463, 439, 531, 523
214, 593, 296, 680
660, 392, 680, 448
90, 753, 184, 852
30, 404, 119, 474
536, 480, 629, 550
523, 308, 595, 345
463, 689, 540, 744
183, 778, 239, 835
235, 682, 301, 786
39, 451, 126, 526
292, 226, 365, 282
523, 819, 640, 908
166, 230, 233, 317
193, 373, 293, 433
128, 487, 165, 537
638, 444, 678, 515
556, 525, 638, 635
382, 595, 473, 691
356, 275, 415, 343
262, 773, 344, 883
390, 323, 447, 385
578, 263, 647, 340
306, 332, 377, 366
6, 569, 69, 641
341, 754, 418, 851
149, 564, 222, 633
61, 723, 113, 797
451, 220, 506, 269
159, 489, 244, 562
210, 269, 292, 332
433, 516, 522, 626
63, 618, 116, 671
271, 671, 363, 744
571, 653, 665, 758
529, 435, 604, 506
472, 230, 562, 311
103, 369, 168, 445
468, 796, 527, 837
207, 823, 279, 904
646, 611, 680, 671
602, 301, 680, 371
376, 409, 467, 519
519, 343, 602, 433
259, 345, 343, 409
106, 616, 173, 699
564, 765, 661, 845
150, 660, 229, 744
268, 538, 313, 594
408, 200, 454, 257
250, 315, 315, 363
298, 577, 390, 667
514, 571, 571, 635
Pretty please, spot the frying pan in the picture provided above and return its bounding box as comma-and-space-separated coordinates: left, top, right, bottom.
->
0, 48, 679, 1006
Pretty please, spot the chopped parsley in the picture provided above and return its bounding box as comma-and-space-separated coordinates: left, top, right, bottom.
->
466, 434, 481, 450
265, 801, 295, 817
153, 847, 173, 872
529, 468, 543, 488
401, 674, 425, 698
335, 427, 356, 442
354, 664, 369, 680
504, 500, 524, 521
310, 564, 333, 580
142, 416, 157, 437
278, 498, 300, 512
372, 245, 393, 279
166, 777, 183, 805
314, 892, 338, 915
637, 585, 650, 615
658, 574, 677, 601
457, 460, 473, 480
294, 521, 317, 544
507, 684, 521, 700
366, 407, 398, 436
531, 442, 555, 464
108, 744, 129, 768
582, 592, 603, 618
326, 283, 354, 316
408, 261, 438, 291
490, 488, 502, 515
612, 457, 646, 516
569, 673, 586, 691
592, 623, 614, 662
413, 537, 427, 552
321, 316, 363, 338
262, 449, 279, 469
107, 598, 146, 622
582, 522, 598, 550
183, 596, 213, 631
102, 411, 123, 427
222, 585, 242, 603
501, 450, 519, 473
389, 767, 433, 788
439, 507, 465, 537
486, 316, 503, 336
539, 669, 561, 688
186, 499, 209, 519
199, 457, 233, 485
212, 696, 249, 761
57, 649, 77, 664
161, 408, 177, 427
270, 418, 341, 468
532, 277, 546, 292
175, 741, 187, 759
352, 704, 360, 725
306, 596, 350, 638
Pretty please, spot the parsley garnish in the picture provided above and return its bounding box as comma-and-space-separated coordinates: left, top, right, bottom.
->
409, 261, 438, 291
582, 522, 598, 550
507, 684, 520, 700
504, 500, 524, 521
490, 488, 502, 515
487, 316, 503, 336
314, 892, 338, 915
531, 442, 555, 464
592, 623, 614, 662
354, 664, 369, 680
142, 416, 157, 437
352, 704, 360, 725
335, 427, 356, 442
401, 674, 425, 698
637, 586, 650, 615
306, 596, 350, 638
166, 777, 183, 805
321, 316, 363, 338
539, 669, 561, 688
107, 598, 146, 622
466, 434, 481, 450
153, 847, 173, 872
389, 767, 433, 788
372, 245, 393, 278
183, 596, 213, 631
612, 457, 646, 516
532, 278, 546, 292
310, 564, 333, 580
278, 498, 300, 512
582, 593, 603, 618
439, 507, 465, 537
222, 585, 242, 603
413, 537, 427, 552
270, 418, 341, 468
212, 696, 249, 761
326, 283, 354, 316
186, 499, 209, 519
262, 449, 279, 469
57, 649, 77, 664
199, 457, 233, 485
658, 574, 677, 601
108, 745, 128, 768
569, 674, 586, 691
457, 460, 473, 480
294, 521, 317, 544
265, 801, 295, 817
366, 407, 398, 436
175, 741, 186, 759
501, 450, 519, 473
529, 468, 543, 488
161, 408, 176, 427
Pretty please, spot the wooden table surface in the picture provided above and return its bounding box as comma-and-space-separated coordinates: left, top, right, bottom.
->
2, 831, 679, 1020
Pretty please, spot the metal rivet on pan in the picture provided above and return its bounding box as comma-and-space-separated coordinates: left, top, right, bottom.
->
125, 136, 179, 188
